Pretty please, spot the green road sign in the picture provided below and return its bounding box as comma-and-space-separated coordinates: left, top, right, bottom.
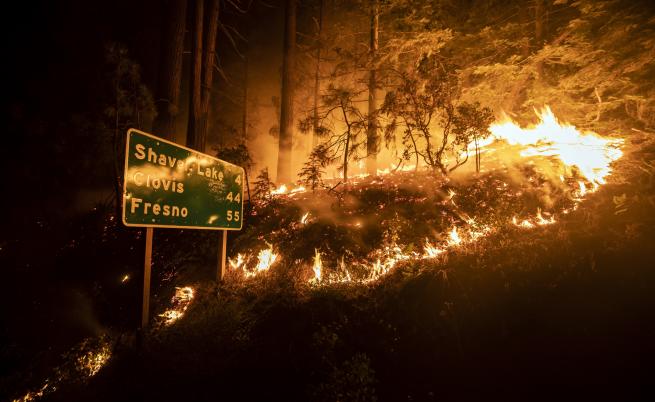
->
122, 129, 244, 230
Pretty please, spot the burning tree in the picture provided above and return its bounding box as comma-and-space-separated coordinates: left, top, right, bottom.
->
382, 54, 493, 175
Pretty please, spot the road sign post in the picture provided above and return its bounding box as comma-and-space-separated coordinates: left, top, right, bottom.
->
218, 230, 227, 281
142, 227, 153, 329
123, 128, 244, 328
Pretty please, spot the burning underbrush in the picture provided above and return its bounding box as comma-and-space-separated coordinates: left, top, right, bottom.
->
226, 167, 604, 285
224, 107, 625, 287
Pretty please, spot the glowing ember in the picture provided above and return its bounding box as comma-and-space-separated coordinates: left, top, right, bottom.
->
159, 286, 195, 325
120, 274, 130, 283
14, 337, 112, 402
489, 106, 623, 185
512, 216, 535, 228
300, 212, 310, 224
423, 239, 444, 258
77, 342, 111, 377
536, 209, 555, 225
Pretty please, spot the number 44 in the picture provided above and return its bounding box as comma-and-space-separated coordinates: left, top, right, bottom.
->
226, 192, 241, 203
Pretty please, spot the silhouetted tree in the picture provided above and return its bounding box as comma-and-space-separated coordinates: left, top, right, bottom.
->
152, 0, 187, 141
187, 0, 220, 152
276, 0, 297, 184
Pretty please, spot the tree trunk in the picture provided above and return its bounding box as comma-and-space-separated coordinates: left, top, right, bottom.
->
366, 0, 379, 176
276, 0, 296, 184
535, 0, 545, 80
199, 0, 220, 152
243, 54, 249, 140
474, 136, 480, 173
187, 0, 219, 152
312, 0, 324, 148
518, 3, 530, 58
187, 0, 204, 149
113, 67, 122, 219
153, 0, 187, 141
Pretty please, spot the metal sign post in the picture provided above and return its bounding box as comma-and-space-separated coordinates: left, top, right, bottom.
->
122, 128, 244, 328
218, 230, 227, 281
141, 227, 153, 329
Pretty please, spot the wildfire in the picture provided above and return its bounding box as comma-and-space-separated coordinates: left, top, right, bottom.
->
159, 286, 195, 325
233, 108, 623, 287
489, 106, 623, 185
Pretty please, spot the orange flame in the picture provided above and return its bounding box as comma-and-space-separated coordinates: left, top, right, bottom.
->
489, 106, 623, 185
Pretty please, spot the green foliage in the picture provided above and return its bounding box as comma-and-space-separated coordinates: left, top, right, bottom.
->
253, 167, 275, 202
215, 143, 253, 173
299, 145, 330, 191
103, 42, 155, 131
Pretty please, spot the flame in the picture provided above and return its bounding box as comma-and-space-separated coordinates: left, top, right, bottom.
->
512, 216, 535, 228
577, 180, 587, 197
312, 249, 322, 283
447, 227, 462, 246
512, 209, 556, 229
254, 245, 278, 273
300, 212, 310, 224
228, 244, 279, 278
339, 257, 352, 282
159, 286, 195, 325
228, 253, 245, 270
489, 106, 623, 185
271, 184, 307, 197
423, 238, 444, 258
271, 184, 288, 195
